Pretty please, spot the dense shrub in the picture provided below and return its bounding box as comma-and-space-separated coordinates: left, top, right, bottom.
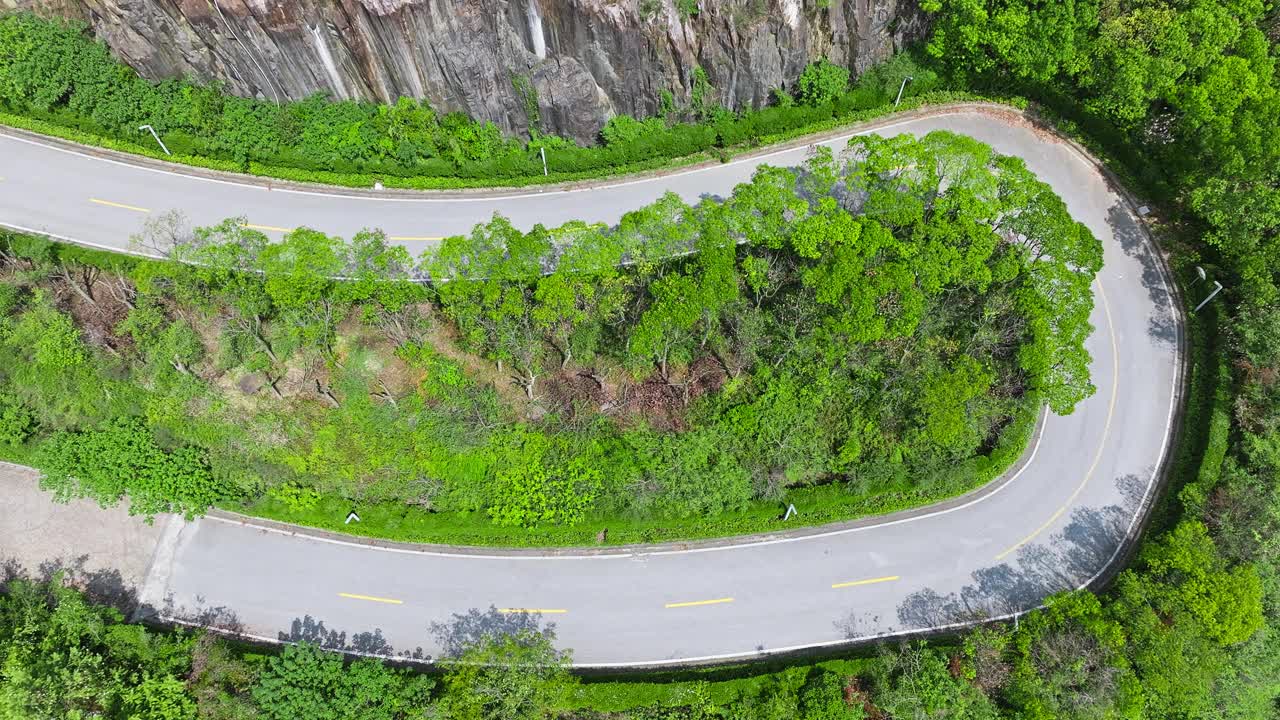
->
797, 59, 851, 106
34, 417, 227, 518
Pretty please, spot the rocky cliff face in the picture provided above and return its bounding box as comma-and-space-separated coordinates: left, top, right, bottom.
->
6, 0, 928, 142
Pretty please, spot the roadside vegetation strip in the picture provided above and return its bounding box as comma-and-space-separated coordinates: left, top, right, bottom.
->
0, 13, 1032, 193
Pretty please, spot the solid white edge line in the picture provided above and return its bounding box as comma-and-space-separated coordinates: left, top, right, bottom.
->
0, 113, 957, 205
0, 222, 166, 260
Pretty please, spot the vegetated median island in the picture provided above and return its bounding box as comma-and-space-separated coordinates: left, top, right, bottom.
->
0, 130, 1100, 545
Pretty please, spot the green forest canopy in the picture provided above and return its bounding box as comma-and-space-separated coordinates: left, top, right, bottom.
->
0, 131, 1099, 533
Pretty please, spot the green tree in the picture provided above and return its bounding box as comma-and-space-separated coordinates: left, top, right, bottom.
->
1132, 520, 1264, 646
250, 642, 433, 720
1006, 592, 1143, 720
439, 628, 573, 720
256, 227, 349, 358
797, 59, 851, 106
0, 578, 197, 720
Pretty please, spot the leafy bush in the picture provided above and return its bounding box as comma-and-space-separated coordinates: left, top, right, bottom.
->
267, 481, 322, 513
0, 280, 22, 316
7, 297, 88, 369
0, 392, 36, 446
251, 642, 433, 720
34, 417, 228, 518
798, 670, 864, 719
797, 59, 851, 106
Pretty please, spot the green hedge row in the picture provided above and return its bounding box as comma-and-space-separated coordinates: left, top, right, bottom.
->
0, 13, 1030, 191
1175, 302, 1233, 519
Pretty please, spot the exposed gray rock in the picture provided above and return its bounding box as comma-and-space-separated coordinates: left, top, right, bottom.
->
11, 0, 929, 142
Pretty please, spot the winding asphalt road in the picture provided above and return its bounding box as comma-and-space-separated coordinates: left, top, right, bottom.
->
0, 106, 1182, 667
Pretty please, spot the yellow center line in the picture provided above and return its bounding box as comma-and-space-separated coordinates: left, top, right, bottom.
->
664, 597, 734, 609
388, 235, 443, 242
90, 197, 151, 213
831, 575, 900, 589
497, 608, 568, 614
241, 222, 294, 233
995, 278, 1119, 560
337, 592, 403, 605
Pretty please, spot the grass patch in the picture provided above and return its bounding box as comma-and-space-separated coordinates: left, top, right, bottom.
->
562, 657, 877, 711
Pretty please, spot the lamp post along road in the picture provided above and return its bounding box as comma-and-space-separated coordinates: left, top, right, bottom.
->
138, 125, 170, 156
1193, 280, 1224, 313
895, 76, 913, 107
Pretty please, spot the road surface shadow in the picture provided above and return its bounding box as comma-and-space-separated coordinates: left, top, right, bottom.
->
429, 605, 558, 659
1107, 204, 1176, 347
874, 473, 1143, 636
147, 592, 247, 635
276, 614, 425, 659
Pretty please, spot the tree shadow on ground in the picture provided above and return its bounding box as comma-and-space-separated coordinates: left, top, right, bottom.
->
0, 554, 141, 613
1107, 203, 1177, 347
428, 605, 558, 659
884, 473, 1143, 634
153, 592, 246, 636
275, 614, 423, 659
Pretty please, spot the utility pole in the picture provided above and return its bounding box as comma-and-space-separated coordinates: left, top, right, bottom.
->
540, 146, 548, 176
1193, 280, 1224, 313
138, 125, 170, 156
894, 76, 913, 107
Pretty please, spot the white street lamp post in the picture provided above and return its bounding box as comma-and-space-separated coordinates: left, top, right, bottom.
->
138, 125, 171, 156
894, 76, 913, 107
1193, 280, 1224, 313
